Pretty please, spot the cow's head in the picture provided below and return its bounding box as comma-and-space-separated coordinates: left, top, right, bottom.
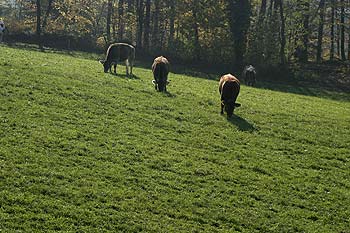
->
223, 100, 241, 117
152, 80, 169, 92
99, 60, 110, 73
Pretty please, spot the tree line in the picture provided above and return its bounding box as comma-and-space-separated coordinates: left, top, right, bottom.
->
1, 0, 350, 70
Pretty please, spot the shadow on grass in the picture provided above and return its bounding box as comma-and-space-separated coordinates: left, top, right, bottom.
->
227, 115, 257, 132
162, 91, 176, 98
135, 60, 221, 81
136, 59, 350, 102
256, 81, 350, 102
6, 43, 349, 102
109, 73, 140, 80
148, 88, 177, 98
5, 42, 100, 59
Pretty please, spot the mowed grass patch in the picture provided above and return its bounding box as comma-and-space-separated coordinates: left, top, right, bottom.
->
1, 45, 350, 232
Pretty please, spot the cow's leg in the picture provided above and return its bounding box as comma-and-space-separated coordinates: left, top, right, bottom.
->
125, 60, 129, 76
220, 103, 224, 114
129, 60, 133, 75
114, 64, 117, 74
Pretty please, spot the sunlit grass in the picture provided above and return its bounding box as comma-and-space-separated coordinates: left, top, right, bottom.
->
1, 45, 349, 232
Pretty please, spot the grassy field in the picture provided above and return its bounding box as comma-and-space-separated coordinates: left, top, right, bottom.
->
0, 44, 349, 232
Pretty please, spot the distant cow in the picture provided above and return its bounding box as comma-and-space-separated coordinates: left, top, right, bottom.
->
100, 43, 135, 75
152, 56, 170, 92
219, 74, 241, 117
243, 65, 256, 86
0, 20, 5, 43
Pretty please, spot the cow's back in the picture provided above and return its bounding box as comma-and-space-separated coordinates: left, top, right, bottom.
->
152, 56, 169, 81
219, 74, 240, 101
106, 43, 135, 62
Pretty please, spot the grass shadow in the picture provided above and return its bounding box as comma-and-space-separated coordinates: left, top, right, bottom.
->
227, 115, 257, 132
136, 59, 350, 102
256, 81, 350, 102
135, 60, 221, 81
162, 91, 176, 98
109, 73, 140, 80
149, 88, 177, 98
6, 43, 349, 102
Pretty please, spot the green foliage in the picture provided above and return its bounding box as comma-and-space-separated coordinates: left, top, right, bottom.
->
2, 0, 350, 68
0, 45, 350, 232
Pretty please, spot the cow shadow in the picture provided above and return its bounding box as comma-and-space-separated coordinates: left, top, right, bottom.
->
162, 91, 176, 98
110, 73, 140, 79
150, 89, 176, 98
227, 115, 257, 132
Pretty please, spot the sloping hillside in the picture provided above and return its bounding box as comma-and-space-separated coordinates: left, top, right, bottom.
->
0, 45, 349, 232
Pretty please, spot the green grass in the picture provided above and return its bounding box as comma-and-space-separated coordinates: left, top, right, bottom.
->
1, 44, 349, 232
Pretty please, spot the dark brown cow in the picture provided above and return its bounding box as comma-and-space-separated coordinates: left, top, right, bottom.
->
100, 43, 135, 75
152, 56, 170, 92
219, 74, 241, 117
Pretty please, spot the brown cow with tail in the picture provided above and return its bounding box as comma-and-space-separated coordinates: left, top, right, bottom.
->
219, 74, 241, 117
152, 56, 170, 92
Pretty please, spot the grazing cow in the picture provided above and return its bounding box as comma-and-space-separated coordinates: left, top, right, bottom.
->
100, 43, 135, 75
152, 56, 170, 92
219, 74, 241, 117
0, 20, 5, 43
243, 65, 256, 86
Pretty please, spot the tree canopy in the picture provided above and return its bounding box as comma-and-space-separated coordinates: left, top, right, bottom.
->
1, 0, 350, 69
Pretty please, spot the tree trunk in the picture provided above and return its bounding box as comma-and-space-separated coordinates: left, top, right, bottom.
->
227, 0, 251, 69
125, 0, 134, 42
18, 0, 23, 20
268, 0, 274, 17
152, 0, 160, 49
330, 0, 335, 60
348, 15, 350, 60
301, 1, 309, 62
348, 30, 350, 60
36, 0, 42, 49
143, 0, 151, 51
118, 0, 124, 41
136, 0, 144, 49
106, 0, 113, 42
41, 0, 54, 34
112, 1, 116, 39
259, 0, 267, 18
169, 0, 175, 46
336, 8, 340, 58
93, 2, 106, 37
278, 0, 286, 65
192, 1, 200, 60
340, 0, 346, 60
316, 0, 326, 62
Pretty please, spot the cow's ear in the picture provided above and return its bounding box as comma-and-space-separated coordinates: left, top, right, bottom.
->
235, 103, 241, 107
99, 60, 105, 64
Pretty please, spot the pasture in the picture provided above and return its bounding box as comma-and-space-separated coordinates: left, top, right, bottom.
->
0, 45, 349, 232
